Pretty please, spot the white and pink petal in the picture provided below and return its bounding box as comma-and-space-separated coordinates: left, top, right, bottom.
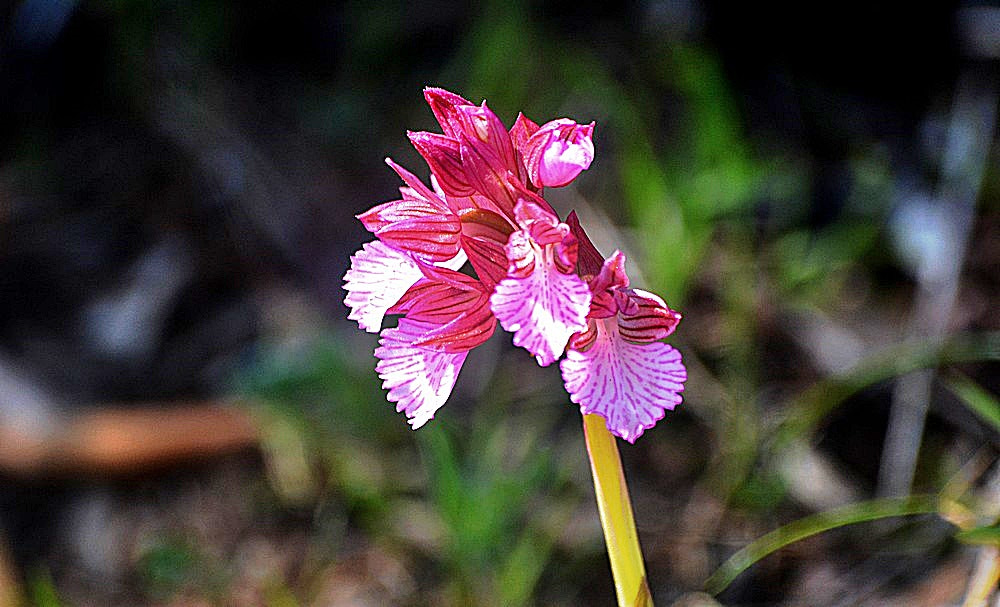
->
344, 242, 465, 333
375, 319, 469, 429
560, 318, 686, 443
344, 241, 425, 332
490, 256, 591, 366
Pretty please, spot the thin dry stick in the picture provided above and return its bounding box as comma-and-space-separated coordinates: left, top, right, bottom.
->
878, 72, 998, 497
962, 546, 1000, 607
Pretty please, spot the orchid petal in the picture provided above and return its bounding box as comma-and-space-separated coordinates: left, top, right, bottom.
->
424, 87, 473, 138
373, 212, 462, 262
357, 196, 450, 233
413, 292, 495, 351
375, 319, 469, 429
385, 158, 447, 206
390, 264, 497, 352
560, 318, 686, 443
460, 135, 518, 215
507, 178, 559, 222
458, 208, 516, 289
510, 112, 540, 154
456, 103, 517, 173
566, 211, 605, 278
408, 131, 475, 197
617, 289, 682, 343
490, 246, 592, 366
441, 247, 468, 271
344, 241, 424, 332
344, 241, 465, 332
461, 233, 509, 289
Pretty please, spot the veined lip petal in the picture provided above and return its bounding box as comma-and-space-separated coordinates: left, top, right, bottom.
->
344, 240, 425, 332
490, 245, 592, 366
375, 318, 469, 429
560, 317, 686, 443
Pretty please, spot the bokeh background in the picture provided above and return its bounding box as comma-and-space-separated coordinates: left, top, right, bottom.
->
1, 1, 998, 605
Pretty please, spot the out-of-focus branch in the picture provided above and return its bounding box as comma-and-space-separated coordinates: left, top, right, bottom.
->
0, 401, 259, 478
878, 70, 998, 498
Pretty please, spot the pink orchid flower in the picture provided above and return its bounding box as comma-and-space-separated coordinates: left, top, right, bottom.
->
344, 87, 685, 440
561, 213, 687, 443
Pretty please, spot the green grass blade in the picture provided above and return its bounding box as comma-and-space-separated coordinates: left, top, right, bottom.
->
704, 495, 942, 595
943, 372, 1000, 434
497, 531, 551, 606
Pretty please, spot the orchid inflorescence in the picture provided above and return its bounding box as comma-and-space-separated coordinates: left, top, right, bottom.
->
344, 88, 686, 443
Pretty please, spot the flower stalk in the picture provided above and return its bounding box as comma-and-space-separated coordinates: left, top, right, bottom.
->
583, 413, 653, 607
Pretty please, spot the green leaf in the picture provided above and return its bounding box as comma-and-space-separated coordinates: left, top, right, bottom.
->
943, 372, 1000, 434
704, 495, 943, 595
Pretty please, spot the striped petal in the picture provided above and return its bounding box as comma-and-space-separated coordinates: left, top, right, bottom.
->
344, 242, 465, 333
565, 211, 605, 278
458, 208, 515, 289
409, 131, 475, 197
490, 238, 591, 366
375, 319, 469, 429
424, 87, 473, 138
617, 289, 681, 343
373, 212, 461, 262
357, 196, 450, 233
344, 241, 424, 332
391, 264, 496, 352
560, 318, 686, 443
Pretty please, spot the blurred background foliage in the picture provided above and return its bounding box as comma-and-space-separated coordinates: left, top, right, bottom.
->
0, 1, 998, 605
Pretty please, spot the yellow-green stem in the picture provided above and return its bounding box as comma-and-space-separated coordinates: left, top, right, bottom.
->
583, 413, 653, 607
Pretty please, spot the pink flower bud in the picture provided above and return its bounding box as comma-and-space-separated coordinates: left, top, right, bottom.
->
524, 119, 595, 188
